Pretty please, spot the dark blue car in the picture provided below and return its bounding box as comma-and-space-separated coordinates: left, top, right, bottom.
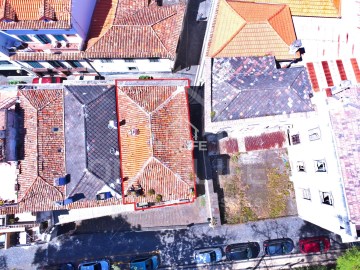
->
264, 238, 294, 256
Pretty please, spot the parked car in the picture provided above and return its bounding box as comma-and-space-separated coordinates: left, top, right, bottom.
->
78, 259, 110, 270
32, 77, 67, 84
130, 255, 159, 270
225, 242, 260, 261
299, 236, 330, 254
264, 238, 294, 256
75, 75, 105, 81
194, 247, 223, 264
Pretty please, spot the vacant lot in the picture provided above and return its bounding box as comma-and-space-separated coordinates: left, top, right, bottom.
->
219, 148, 297, 224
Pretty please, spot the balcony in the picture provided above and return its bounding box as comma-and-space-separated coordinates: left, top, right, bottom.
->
20, 41, 80, 53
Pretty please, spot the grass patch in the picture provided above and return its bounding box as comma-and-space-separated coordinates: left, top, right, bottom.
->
267, 168, 293, 218
223, 170, 258, 224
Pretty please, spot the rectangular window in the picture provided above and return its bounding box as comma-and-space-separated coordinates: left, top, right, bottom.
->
124, 59, 135, 63
53, 35, 67, 41
309, 127, 321, 141
315, 160, 326, 172
18, 35, 32, 42
128, 67, 138, 71
320, 192, 333, 205
0, 61, 11, 65
149, 58, 160, 62
297, 161, 305, 172
27, 61, 44, 68
291, 134, 301, 145
35, 34, 51, 44
48, 61, 66, 68
67, 60, 83, 68
100, 59, 113, 63
302, 188, 311, 200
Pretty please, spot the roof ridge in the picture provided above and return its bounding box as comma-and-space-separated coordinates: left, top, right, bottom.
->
151, 24, 173, 58
267, 3, 286, 21
127, 156, 154, 187
151, 86, 182, 114
20, 176, 63, 203
119, 86, 150, 115
288, 69, 314, 111
210, 0, 247, 57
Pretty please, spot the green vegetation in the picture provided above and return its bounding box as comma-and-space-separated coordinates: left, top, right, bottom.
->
336, 247, 360, 270
223, 168, 258, 224
147, 189, 155, 196
155, 194, 163, 202
267, 168, 293, 218
139, 75, 153, 80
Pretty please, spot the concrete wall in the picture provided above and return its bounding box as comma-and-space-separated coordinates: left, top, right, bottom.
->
91, 58, 174, 74
71, 0, 97, 42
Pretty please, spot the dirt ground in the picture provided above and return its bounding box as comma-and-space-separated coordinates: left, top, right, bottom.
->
218, 148, 297, 224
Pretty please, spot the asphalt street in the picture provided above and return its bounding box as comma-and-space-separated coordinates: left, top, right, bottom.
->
0, 216, 348, 269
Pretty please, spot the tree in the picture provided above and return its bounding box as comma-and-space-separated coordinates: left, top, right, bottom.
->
336, 247, 360, 270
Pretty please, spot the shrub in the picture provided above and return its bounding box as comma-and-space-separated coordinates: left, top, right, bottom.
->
148, 189, 155, 196
155, 194, 162, 202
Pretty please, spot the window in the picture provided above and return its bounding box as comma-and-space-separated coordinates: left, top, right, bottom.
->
291, 134, 300, 145
297, 161, 305, 172
320, 192, 333, 205
149, 58, 160, 62
35, 34, 51, 44
53, 35, 67, 41
302, 188, 311, 200
0, 61, 11, 65
27, 61, 44, 68
124, 59, 135, 63
128, 67, 138, 71
315, 160, 326, 172
48, 61, 66, 68
100, 59, 113, 63
18, 35, 32, 42
309, 127, 321, 141
67, 61, 83, 68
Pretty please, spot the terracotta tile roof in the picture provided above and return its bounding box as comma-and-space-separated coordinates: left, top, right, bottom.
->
208, 0, 297, 60
237, 0, 341, 17
116, 80, 195, 204
16, 88, 66, 211
329, 87, 360, 224
0, 0, 71, 29
85, 0, 185, 59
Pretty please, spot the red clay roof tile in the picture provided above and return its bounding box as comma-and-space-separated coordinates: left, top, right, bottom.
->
117, 82, 195, 204
0, 0, 71, 29
85, 0, 185, 59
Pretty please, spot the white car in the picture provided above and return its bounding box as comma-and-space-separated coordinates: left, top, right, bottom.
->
194, 247, 223, 264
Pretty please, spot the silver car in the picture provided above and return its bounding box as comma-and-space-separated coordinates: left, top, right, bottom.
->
194, 247, 223, 264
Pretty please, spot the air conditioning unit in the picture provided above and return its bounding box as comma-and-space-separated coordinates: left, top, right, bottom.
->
60, 40, 69, 47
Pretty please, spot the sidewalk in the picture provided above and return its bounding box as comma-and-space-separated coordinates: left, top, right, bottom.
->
72, 195, 211, 234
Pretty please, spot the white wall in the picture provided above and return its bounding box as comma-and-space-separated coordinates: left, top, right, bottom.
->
91, 58, 174, 73
287, 92, 357, 242
71, 0, 98, 41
